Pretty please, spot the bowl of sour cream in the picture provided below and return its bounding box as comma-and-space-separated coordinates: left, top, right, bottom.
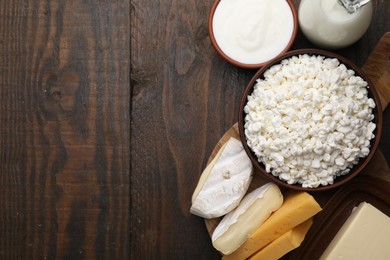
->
208, 0, 298, 69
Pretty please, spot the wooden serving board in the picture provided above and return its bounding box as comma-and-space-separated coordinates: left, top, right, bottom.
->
204, 32, 390, 236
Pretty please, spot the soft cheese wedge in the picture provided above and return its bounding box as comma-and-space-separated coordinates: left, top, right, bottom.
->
212, 183, 283, 255
249, 218, 313, 260
191, 137, 253, 219
223, 191, 321, 260
320, 202, 390, 260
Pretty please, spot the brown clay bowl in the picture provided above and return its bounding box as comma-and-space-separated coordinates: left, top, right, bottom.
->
208, 0, 298, 69
238, 49, 383, 191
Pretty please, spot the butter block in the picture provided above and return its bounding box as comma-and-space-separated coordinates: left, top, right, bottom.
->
320, 202, 390, 260
249, 219, 313, 260
191, 137, 253, 219
212, 183, 283, 255
223, 191, 322, 260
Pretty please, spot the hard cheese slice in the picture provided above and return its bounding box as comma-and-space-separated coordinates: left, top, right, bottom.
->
212, 183, 283, 255
320, 202, 390, 260
223, 191, 322, 260
249, 218, 313, 260
190, 137, 253, 219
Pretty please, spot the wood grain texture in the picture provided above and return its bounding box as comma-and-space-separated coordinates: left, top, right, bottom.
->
130, 0, 224, 258
129, 0, 390, 258
362, 32, 390, 109
0, 1, 130, 259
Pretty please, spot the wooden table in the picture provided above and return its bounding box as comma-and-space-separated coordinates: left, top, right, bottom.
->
0, 1, 129, 259
0, 0, 389, 259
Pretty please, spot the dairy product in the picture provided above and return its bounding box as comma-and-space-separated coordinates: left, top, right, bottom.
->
320, 202, 390, 260
244, 54, 376, 188
299, 0, 372, 49
191, 137, 253, 218
223, 191, 321, 260
212, 183, 283, 255
212, 0, 294, 65
249, 219, 313, 260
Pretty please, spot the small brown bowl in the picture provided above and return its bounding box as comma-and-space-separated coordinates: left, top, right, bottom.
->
208, 0, 298, 69
238, 49, 383, 191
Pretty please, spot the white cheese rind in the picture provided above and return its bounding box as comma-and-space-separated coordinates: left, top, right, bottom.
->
212, 182, 283, 255
190, 137, 253, 219
320, 202, 390, 260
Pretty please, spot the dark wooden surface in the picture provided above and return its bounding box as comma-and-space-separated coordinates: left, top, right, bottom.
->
0, 0, 389, 259
0, 1, 129, 259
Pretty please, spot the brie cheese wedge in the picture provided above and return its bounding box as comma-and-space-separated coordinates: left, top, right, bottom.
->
190, 137, 253, 219
212, 182, 283, 255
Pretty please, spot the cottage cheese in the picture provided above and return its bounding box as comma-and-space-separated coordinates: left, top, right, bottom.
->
244, 54, 376, 188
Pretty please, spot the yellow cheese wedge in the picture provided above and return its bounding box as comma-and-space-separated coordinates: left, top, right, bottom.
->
249, 218, 313, 260
320, 202, 390, 260
223, 191, 322, 260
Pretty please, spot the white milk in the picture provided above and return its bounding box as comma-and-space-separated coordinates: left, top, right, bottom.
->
298, 0, 372, 49
212, 0, 294, 65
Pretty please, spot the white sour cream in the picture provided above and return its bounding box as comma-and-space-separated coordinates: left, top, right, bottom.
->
212, 0, 294, 65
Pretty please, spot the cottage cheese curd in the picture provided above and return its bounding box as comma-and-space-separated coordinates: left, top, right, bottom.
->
244, 54, 376, 188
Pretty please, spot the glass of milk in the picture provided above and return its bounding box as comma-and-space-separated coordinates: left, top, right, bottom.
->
298, 0, 373, 49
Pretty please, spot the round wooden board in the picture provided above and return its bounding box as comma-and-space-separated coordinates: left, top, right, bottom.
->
204, 124, 390, 237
